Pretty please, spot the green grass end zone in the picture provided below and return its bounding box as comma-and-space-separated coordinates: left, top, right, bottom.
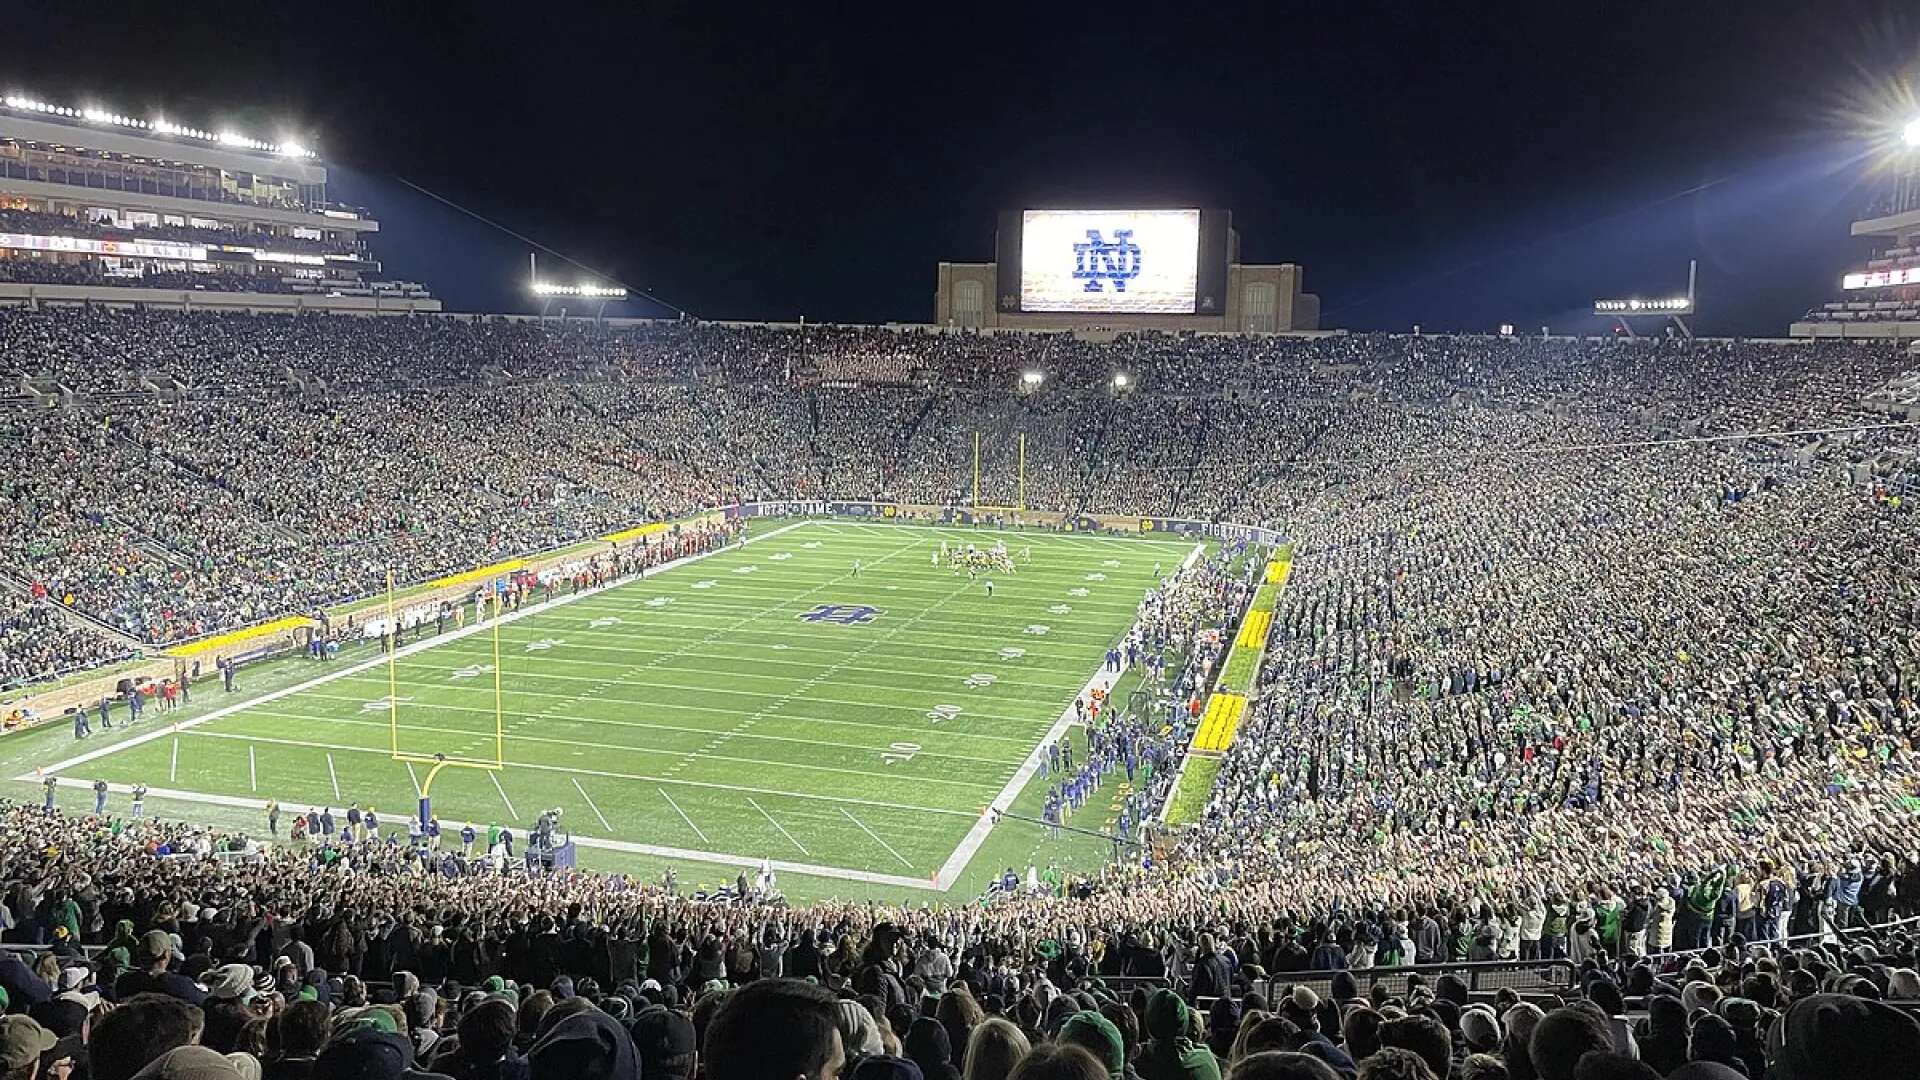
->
28, 520, 1203, 899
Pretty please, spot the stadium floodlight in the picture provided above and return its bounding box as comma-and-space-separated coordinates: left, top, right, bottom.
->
531, 282, 628, 299
0, 92, 314, 156
1905, 117, 1920, 148
1594, 297, 1691, 313
1020, 370, 1044, 388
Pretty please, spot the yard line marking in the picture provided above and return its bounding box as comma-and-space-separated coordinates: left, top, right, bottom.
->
658, 788, 709, 845
747, 796, 810, 856
841, 808, 913, 869
571, 777, 613, 831
36, 778, 932, 891
170, 739, 178, 783
400, 664, 1082, 708
304, 687, 1054, 738
326, 754, 342, 801
406, 761, 423, 798
15, 521, 810, 783
488, 770, 518, 820
179, 729, 978, 818
249, 745, 257, 792
929, 538, 1209, 891
234, 711, 1002, 790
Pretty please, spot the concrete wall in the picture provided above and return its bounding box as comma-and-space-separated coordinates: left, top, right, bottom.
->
1791, 319, 1920, 340
0, 282, 441, 313
937, 260, 1320, 332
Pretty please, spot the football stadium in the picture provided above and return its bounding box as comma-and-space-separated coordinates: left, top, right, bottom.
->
3, 15, 1920, 1080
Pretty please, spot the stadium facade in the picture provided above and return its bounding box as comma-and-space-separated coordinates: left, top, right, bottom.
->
0, 94, 437, 313
1792, 149, 1920, 340
935, 208, 1320, 333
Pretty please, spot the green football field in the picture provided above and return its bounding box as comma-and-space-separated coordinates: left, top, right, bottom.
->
38, 520, 1196, 889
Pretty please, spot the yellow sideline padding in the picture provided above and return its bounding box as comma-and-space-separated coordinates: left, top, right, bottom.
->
602, 522, 668, 544
427, 559, 527, 590
1193, 692, 1248, 753
168, 616, 314, 658
1236, 610, 1274, 650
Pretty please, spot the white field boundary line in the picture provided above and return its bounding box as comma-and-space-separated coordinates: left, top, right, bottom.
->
40, 777, 931, 890
746, 795, 811, 857
572, 777, 613, 831
488, 770, 518, 819
928, 538, 1207, 891
16, 522, 810, 783
658, 787, 710, 845
842, 807, 914, 869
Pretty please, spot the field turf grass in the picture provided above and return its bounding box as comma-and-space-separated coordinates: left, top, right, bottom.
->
38, 520, 1195, 890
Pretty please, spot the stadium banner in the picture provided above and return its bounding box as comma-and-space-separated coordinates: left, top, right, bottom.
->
427, 559, 528, 591
602, 522, 668, 544
823, 501, 901, 518
742, 500, 829, 518
167, 615, 315, 659
0, 231, 207, 262
1206, 521, 1287, 547
1018, 209, 1201, 314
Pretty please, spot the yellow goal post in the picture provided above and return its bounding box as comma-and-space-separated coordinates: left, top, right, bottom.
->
384, 570, 506, 827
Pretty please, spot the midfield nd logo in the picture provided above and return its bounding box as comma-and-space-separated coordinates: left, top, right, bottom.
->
799, 604, 884, 626
1072, 229, 1143, 293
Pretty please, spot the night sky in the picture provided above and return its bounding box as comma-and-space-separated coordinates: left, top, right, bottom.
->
9, 1, 1919, 333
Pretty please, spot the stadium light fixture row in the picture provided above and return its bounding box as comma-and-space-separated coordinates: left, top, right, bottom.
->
531, 282, 628, 298
1594, 297, 1691, 313
1, 94, 316, 158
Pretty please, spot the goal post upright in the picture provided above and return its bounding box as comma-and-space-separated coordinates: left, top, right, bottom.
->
1018, 432, 1026, 512
972, 430, 981, 512
386, 568, 399, 758
503, 595, 510, 764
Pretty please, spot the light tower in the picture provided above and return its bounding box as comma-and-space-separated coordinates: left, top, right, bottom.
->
1593, 259, 1697, 339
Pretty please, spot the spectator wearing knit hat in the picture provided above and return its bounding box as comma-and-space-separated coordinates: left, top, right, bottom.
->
1137, 990, 1220, 1080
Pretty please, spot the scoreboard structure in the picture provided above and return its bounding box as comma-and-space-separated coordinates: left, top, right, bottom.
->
935, 207, 1320, 333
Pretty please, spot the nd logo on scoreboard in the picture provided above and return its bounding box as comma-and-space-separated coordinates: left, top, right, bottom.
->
1073, 230, 1143, 293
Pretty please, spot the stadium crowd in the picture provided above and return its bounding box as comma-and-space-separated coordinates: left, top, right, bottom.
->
0, 796, 1919, 1080
0, 314, 1915, 1076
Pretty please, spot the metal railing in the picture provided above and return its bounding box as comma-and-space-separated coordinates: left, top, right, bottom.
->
1263, 958, 1579, 1003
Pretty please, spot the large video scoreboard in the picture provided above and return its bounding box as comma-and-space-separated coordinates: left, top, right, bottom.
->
996, 208, 1230, 315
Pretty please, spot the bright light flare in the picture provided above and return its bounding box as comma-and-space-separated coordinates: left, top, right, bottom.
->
1905, 117, 1920, 148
